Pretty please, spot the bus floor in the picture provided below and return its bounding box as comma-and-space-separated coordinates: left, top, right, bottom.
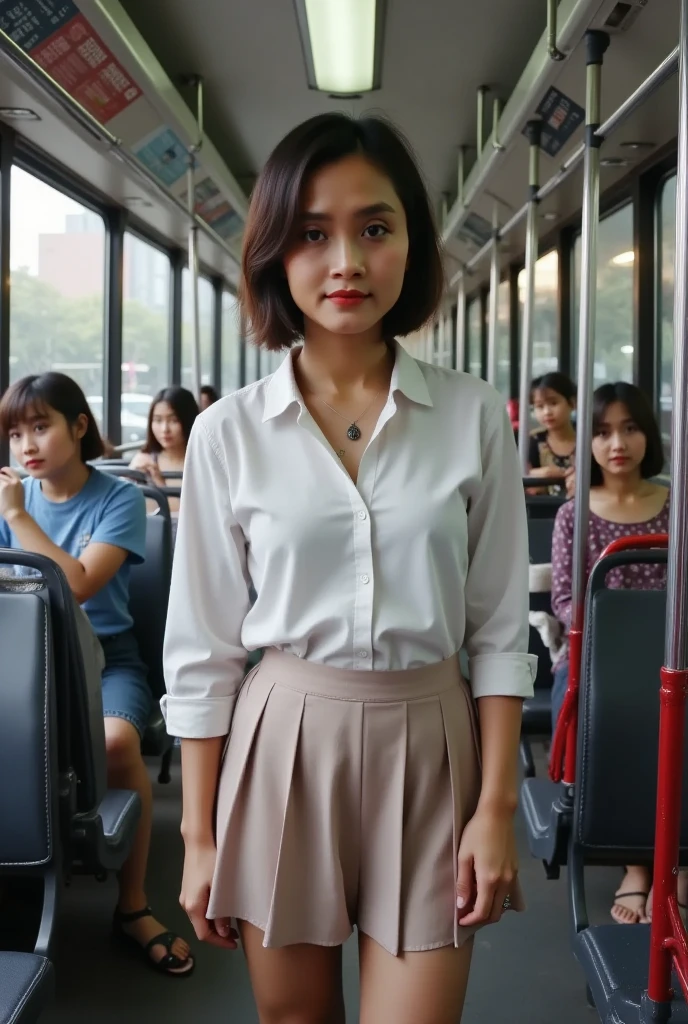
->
38, 742, 612, 1024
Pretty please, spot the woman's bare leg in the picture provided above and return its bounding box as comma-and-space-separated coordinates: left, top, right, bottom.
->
358, 932, 473, 1024
239, 920, 346, 1024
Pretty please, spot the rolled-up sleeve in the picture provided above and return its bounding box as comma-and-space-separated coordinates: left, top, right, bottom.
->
463, 403, 537, 700
162, 418, 251, 738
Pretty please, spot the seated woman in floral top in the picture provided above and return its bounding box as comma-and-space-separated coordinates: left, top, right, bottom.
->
551, 381, 669, 926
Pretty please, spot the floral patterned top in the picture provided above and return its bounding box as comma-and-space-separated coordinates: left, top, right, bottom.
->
551, 492, 670, 662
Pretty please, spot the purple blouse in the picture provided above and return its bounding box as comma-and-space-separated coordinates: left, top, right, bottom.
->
551, 494, 670, 657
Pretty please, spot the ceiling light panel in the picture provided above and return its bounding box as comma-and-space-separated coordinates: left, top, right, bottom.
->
296, 0, 385, 95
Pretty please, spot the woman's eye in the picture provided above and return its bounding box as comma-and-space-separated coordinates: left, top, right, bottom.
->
363, 223, 388, 239
303, 228, 325, 243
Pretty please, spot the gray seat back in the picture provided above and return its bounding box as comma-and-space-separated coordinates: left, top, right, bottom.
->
0, 551, 105, 816
574, 548, 688, 858
0, 588, 57, 869
129, 487, 172, 701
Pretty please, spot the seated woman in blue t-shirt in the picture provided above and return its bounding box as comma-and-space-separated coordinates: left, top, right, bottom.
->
0, 372, 194, 978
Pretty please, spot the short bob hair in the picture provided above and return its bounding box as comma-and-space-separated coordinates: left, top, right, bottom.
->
0, 372, 104, 462
200, 385, 219, 405
143, 386, 199, 454
241, 113, 444, 350
591, 382, 664, 485
531, 372, 577, 405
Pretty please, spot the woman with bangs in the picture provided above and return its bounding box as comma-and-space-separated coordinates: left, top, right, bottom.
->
131, 386, 199, 519
164, 113, 536, 1022
550, 381, 676, 927
0, 372, 194, 977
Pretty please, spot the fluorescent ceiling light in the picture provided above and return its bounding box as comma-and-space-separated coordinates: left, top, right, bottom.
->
620, 345, 634, 354
295, 0, 386, 95
611, 250, 635, 265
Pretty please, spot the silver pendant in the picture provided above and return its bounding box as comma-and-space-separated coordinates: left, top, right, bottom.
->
347, 424, 361, 441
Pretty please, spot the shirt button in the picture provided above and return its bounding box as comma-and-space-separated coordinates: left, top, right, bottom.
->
357, 510, 367, 520
360, 574, 370, 584
358, 650, 368, 659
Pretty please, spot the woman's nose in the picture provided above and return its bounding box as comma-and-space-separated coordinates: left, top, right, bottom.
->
330, 238, 364, 278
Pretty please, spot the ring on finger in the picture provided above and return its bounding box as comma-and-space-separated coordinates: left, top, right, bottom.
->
502, 894, 512, 911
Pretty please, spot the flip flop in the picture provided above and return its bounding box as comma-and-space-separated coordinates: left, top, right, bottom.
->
611, 890, 649, 925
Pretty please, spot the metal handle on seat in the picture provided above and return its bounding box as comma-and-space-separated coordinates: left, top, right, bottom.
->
587, 536, 669, 598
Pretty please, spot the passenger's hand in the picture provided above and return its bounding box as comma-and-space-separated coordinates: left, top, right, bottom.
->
0, 468, 25, 522
131, 455, 165, 488
541, 465, 566, 480
180, 840, 238, 950
456, 805, 518, 927
564, 467, 576, 498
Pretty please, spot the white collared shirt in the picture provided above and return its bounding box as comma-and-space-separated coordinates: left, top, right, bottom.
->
162, 341, 536, 738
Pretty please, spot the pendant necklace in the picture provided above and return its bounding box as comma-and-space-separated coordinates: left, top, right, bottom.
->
317, 390, 382, 442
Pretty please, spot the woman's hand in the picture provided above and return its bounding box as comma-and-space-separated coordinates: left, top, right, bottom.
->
130, 454, 165, 488
0, 468, 25, 523
179, 839, 238, 950
456, 805, 519, 927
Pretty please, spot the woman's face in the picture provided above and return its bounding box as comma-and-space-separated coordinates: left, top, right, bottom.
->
283, 154, 409, 341
532, 387, 573, 431
8, 405, 86, 478
592, 401, 647, 479
151, 401, 184, 451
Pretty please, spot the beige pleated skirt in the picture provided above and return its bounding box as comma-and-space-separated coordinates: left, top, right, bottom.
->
207, 649, 524, 955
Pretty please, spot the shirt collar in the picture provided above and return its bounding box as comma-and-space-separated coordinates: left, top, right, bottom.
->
262, 340, 433, 424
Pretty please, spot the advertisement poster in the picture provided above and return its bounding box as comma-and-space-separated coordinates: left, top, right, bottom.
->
133, 126, 189, 188
182, 175, 242, 241
0, 1, 141, 124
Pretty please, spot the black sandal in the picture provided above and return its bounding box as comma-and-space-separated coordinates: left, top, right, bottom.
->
113, 906, 195, 978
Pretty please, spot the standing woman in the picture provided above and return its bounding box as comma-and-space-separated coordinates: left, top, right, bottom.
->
163, 114, 536, 1023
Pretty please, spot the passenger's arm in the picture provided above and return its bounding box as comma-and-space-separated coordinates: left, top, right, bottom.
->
0, 468, 127, 602
550, 503, 574, 628
457, 404, 537, 926
164, 420, 250, 949
463, 404, 537, 700
130, 452, 166, 488
163, 418, 251, 741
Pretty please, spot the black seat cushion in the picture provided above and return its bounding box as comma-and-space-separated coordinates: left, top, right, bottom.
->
522, 688, 552, 735
576, 925, 688, 1022
0, 952, 53, 1024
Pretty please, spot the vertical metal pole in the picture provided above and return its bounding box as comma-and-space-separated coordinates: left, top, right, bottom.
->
186, 76, 204, 401
456, 275, 467, 372
518, 121, 542, 472
561, 31, 609, 785
487, 205, 500, 387
0, 128, 14, 467
477, 86, 488, 156
104, 208, 126, 446
187, 161, 202, 399
646, 0, 688, 1010
457, 146, 466, 208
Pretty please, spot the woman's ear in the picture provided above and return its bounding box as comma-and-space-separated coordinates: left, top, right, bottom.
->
74, 413, 88, 442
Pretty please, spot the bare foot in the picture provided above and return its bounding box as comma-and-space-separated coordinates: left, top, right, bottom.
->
611, 867, 651, 925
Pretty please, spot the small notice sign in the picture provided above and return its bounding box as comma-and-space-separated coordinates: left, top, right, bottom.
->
528, 86, 585, 157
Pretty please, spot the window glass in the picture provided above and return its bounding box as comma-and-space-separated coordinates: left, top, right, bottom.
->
9, 166, 105, 422
467, 298, 482, 376
121, 233, 170, 445
181, 269, 214, 392
518, 250, 559, 378
495, 279, 510, 397
572, 203, 634, 386
221, 290, 241, 394
658, 175, 675, 462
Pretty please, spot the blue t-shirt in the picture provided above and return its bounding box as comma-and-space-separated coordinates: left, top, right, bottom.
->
0, 469, 146, 637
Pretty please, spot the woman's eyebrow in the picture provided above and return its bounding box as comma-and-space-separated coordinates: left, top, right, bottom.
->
300, 202, 397, 221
